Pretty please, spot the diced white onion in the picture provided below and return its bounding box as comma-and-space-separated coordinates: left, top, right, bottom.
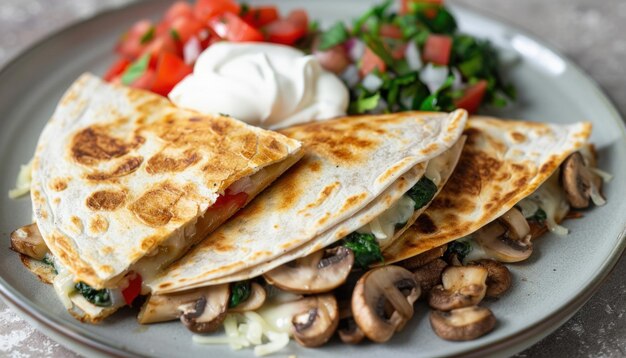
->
8, 159, 33, 199
419, 63, 449, 93
451, 67, 464, 90
183, 36, 202, 65
348, 39, 365, 62
254, 331, 289, 357
361, 73, 383, 92
340, 64, 360, 88
404, 41, 423, 71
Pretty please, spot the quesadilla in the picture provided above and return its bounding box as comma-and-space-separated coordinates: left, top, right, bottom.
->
11, 74, 303, 323
137, 110, 467, 333
383, 116, 602, 265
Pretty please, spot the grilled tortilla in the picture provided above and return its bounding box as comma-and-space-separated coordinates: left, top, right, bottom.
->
382, 116, 592, 264
26, 74, 302, 322
149, 110, 467, 294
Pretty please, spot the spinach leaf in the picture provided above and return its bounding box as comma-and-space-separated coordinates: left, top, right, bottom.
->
319, 22, 350, 51
444, 240, 472, 262
121, 54, 150, 86
343, 232, 383, 269
414, 6, 457, 35
406, 177, 438, 209
529, 208, 547, 223
229, 281, 252, 308
349, 92, 381, 114
75, 282, 112, 307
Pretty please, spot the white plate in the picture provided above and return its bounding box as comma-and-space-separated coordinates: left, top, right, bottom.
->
0, 1, 625, 357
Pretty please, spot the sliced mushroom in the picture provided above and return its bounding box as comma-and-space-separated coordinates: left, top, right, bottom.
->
430, 306, 496, 341
137, 284, 229, 333
264, 246, 354, 294
561, 152, 604, 208
474, 208, 533, 263
469, 259, 512, 298
228, 282, 266, 313
428, 266, 487, 311
179, 284, 230, 333
413, 258, 448, 293
352, 265, 420, 343
398, 244, 448, 270
337, 300, 365, 344
10, 223, 49, 260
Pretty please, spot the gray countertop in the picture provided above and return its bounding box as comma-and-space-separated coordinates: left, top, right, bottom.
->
0, 0, 624, 357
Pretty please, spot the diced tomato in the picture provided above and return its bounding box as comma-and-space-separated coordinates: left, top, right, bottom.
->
103, 57, 131, 82
286, 9, 308, 29
211, 192, 249, 210
152, 52, 193, 96
380, 24, 403, 39
401, 0, 444, 14
209, 12, 264, 42
195, 0, 241, 22
143, 35, 180, 67
241, 6, 280, 28
115, 19, 153, 60
263, 10, 308, 46
129, 69, 156, 90
423, 34, 452, 65
455, 80, 488, 114
169, 16, 205, 44
164, 1, 194, 24
121, 273, 142, 306
360, 46, 386, 77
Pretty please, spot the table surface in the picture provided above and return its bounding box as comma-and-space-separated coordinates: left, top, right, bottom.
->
0, 0, 625, 357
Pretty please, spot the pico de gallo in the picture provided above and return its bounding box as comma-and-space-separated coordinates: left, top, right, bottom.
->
105, 0, 514, 115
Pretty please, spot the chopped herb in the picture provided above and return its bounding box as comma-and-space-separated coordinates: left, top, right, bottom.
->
170, 29, 181, 42
349, 92, 381, 114
140, 26, 155, 44
74, 282, 112, 307
218, 112, 231, 117
343, 232, 384, 269
121, 54, 150, 86
529, 208, 547, 223
406, 177, 438, 209
318, 22, 350, 51
444, 240, 472, 262
229, 281, 251, 308
240, 3, 250, 17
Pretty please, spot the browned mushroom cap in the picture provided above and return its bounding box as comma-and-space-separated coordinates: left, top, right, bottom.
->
178, 284, 230, 333
561, 151, 605, 208
430, 306, 496, 341
469, 259, 512, 298
229, 282, 266, 313
398, 245, 448, 270
352, 265, 420, 343
10, 223, 49, 260
428, 266, 488, 311
291, 294, 339, 347
264, 246, 354, 294
337, 300, 365, 344
475, 208, 533, 263
413, 258, 448, 293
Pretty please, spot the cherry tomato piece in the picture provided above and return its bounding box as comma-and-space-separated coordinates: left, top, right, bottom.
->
209, 12, 264, 42
152, 52, 193, 96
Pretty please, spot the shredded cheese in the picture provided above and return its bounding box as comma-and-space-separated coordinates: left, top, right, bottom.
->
8, 159, 33, 199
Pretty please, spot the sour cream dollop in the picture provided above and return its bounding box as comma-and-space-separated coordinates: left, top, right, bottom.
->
169, 42, 349, 129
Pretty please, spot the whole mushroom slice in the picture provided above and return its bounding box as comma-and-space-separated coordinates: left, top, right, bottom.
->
561, 151, 605, 208
429, 266, 488, 311
337, 300, 365, 344
430, 306, 496, 341
229, 282, 266, 313
10, 223, 49, 260
137, 284, 230, 333
469, 259, 512, 298
352, 265, 420, 343
291, 295, 339, 347
413, 258, 448, 293
264, 246, 354, 294
398, 245, 448, 271
474, 207, 533, 263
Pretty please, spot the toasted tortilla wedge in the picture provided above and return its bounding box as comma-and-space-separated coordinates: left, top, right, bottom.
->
30, 73, 302, 294
382, 116, 592, 264
149, 110, 467, 294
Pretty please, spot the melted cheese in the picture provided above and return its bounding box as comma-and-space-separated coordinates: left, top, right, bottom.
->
518, 169, 570, 236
